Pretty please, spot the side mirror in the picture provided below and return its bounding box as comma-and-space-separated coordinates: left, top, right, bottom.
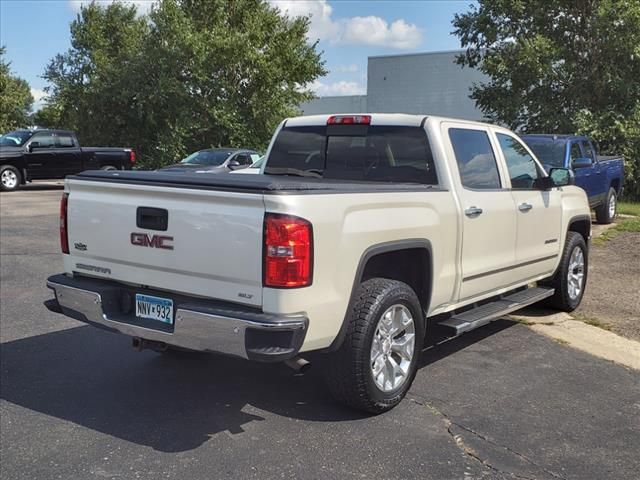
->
572, 157, 592, 169
549, 167, 574, 187
227, 159, 241, 170
28, 142, 41, 152
533, 168, 573, 190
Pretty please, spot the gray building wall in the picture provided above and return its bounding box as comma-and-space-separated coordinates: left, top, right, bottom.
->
367, 51, 487, 120
299, 50, 488, 121
299, 95, 367, 116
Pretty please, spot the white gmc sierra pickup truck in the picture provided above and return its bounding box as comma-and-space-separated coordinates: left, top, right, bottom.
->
46, 114, 591, 413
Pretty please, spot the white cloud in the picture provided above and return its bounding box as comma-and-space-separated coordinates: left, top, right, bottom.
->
69, 0, 155, 15
334, 64, 359, 73
269, 0, 340, 41
310, 80, 366, 96
269, 0, 422, 49
342, 16, 422, 49
30, 88, 48, 112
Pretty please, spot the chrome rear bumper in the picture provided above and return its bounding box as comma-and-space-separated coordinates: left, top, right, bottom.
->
46, 274, 307, 362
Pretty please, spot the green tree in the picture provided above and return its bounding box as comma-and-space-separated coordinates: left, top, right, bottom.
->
43, 0, 325, 168
0, 46, 34, 132
454, 0, 640, 199
30, 102, 64, 129
44, 1, 149, 148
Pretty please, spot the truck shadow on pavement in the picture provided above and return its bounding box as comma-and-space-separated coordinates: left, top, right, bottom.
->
1, 183, 64, 193
0, 321, 514, 453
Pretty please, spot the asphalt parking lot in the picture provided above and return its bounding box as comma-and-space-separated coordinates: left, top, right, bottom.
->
1, 185, 639, 480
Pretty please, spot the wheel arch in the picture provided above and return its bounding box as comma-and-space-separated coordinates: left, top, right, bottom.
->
325, 239, 433, 352
610, 178, 621, 194
568, 214, 591, 243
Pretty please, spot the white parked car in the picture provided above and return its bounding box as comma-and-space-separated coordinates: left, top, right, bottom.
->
47, 114, 590, 413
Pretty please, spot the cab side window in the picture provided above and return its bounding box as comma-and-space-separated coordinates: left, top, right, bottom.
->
448, 128, 501, 189
496, 133, 540, 189
569, 142, 582, 164
236, 153, 252, 165
30, 132, 56, 149
581, 141, 595, 162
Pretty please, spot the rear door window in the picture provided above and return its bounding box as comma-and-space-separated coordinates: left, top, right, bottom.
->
56, 133, 75, 148
448, 128, 501, 189
266, 125, 437, 185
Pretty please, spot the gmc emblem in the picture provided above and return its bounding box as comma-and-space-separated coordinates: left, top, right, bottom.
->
130, 232, 174, 250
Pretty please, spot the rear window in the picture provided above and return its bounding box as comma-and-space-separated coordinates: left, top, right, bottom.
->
265, 125, 438, 185
521, 137, 566, 168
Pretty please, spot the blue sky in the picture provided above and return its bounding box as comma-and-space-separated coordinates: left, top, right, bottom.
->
0, 0, 476, 109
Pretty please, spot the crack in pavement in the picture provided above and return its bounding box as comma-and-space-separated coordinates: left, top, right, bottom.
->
408, 394, 567, 480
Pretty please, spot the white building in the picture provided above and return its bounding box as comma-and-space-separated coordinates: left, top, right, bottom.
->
300, 50, 488, 121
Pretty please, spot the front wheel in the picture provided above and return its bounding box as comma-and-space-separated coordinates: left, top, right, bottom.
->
0, 166, 21, 192
322, 278, 425, 414
595, 187, 617, 224
540, 231, 588, 311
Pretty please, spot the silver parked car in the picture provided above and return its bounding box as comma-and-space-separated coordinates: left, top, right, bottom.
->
159, 148, 261, 173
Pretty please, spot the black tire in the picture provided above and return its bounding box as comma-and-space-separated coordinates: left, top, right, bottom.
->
322, 278, 425, 414
101, 165, 118, 171
595, 187, 617, 224
540, 232, 588, 311
0, 165, 22, 192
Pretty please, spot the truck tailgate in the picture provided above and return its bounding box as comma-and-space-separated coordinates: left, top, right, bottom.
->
65, 178, 265, 307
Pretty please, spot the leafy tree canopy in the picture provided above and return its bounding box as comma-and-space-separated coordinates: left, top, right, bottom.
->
43, 0, 326, 168
454, 0, 640, 199
0, 46, 34, 132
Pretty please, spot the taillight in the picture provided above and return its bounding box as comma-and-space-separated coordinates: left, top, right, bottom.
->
60, 193, 69, 254
263, 213, 313, 288
129, 149, 136, 164
327, 114, 371, 125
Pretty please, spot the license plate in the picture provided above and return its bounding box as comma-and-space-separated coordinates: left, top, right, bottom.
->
135, 294, 174, 324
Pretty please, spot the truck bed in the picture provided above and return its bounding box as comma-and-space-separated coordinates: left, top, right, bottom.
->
73, 170, 438, 194
596, 155, 623, 163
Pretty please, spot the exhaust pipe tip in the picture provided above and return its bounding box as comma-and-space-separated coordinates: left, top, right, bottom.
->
284, 357, 311, 374
132, 337, 168, 353
132, 337, 143, 351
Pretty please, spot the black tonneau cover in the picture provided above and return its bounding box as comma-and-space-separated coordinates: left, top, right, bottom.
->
71, 170, 439, 194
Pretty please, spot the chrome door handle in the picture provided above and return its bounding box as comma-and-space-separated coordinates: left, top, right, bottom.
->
464, 206, 483, 217
518, 203, 533, 212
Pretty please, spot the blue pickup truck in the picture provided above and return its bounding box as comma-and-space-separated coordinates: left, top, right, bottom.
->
521, 134, 624, 224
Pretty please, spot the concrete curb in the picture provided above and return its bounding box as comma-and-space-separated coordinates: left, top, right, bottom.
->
510, 312, 640, 370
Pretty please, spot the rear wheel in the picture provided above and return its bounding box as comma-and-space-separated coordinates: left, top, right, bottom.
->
101, 165, 118, 171
540, 231, 588, 311
595, 187, 617, 224
0, 166, 21, 191
322, 278, 424, 414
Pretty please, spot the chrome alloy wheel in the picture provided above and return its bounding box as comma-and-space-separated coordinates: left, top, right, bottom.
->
1, 170, 18, 189
370, 304, 416, 392
609, 193, 616, 219
567, 246, 585, 300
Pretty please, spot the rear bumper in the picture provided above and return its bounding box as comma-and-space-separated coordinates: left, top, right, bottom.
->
46, 274, 307, 362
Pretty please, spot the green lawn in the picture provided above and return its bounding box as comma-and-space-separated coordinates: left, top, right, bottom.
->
618, 201, 640, 217
592, 216, 640, 245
